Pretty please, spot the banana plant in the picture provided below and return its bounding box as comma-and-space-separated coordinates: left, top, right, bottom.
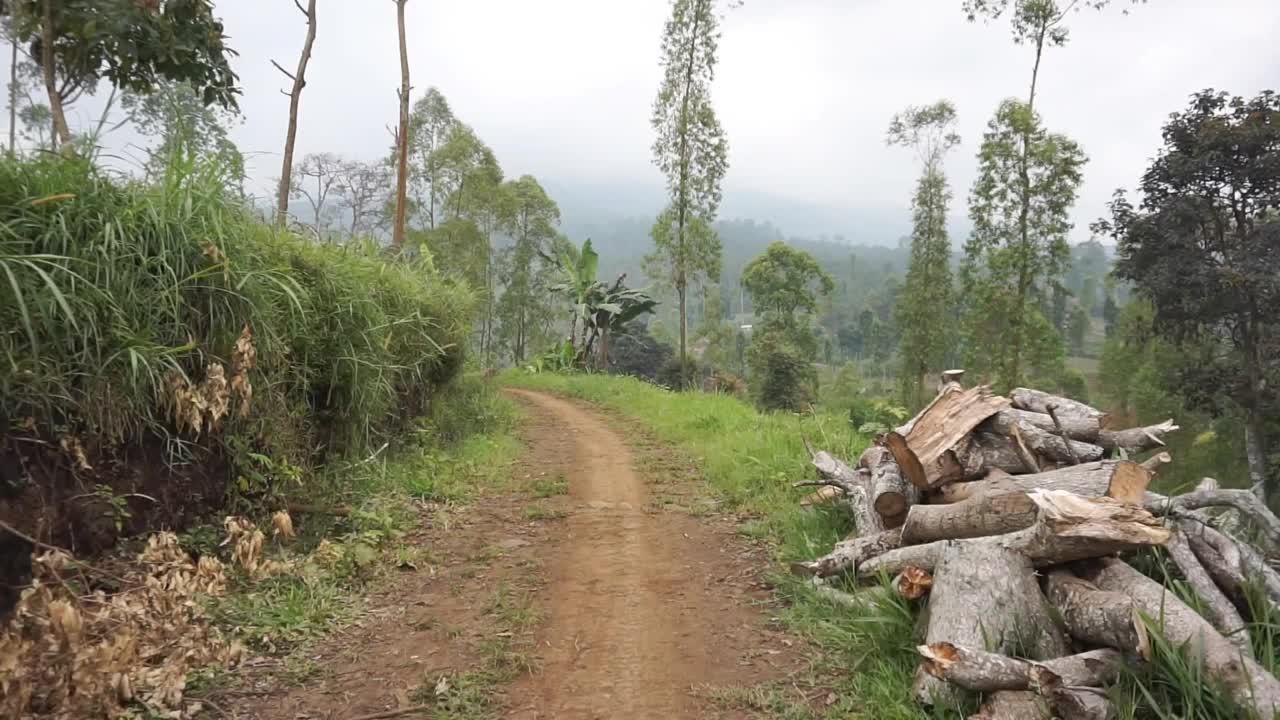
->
550, 238, 600, 354
551, 238, 657, 369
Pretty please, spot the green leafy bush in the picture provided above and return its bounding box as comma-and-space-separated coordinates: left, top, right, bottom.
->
0, 154, 471, 475
748, 330, 814, 412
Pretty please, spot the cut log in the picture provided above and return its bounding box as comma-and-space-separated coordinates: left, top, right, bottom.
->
1165, 528, 1253, 657
1044, 570, 1146, 655
1184, 524, 1250, 610
1140, 451, 1171, 475
887, 385, 1011, 490
1010, 388, 1109, 425
1189, 524, 1280, 608
913, 541, 1066, 706
983, 412, 1104, 465
970, 692, 1050, 720
1145, 488, 1280, 550
811, 567, 932, 607
1007, 408, 1102, 442
1050, 687, 1114, 720
933, 460, 1152, 505
861, 446, 916, 526
955, 432, 1040, 479
1082, 558, 1280, 718
861, 492, 1170, 579
798, 485, 844, 506
919, 643, 1121, 692
919, 642, 1036, 692
897, 380, 963, 436
1097, 419, 1179, 453
812, 451, 884, 536
900, 491, 1038, 544
790, 527, 904, 578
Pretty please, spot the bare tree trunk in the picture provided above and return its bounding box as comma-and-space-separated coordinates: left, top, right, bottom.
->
274, 0, 317, 228
7, 28, 16, 155
391, 0, 411, 250
40, 0, 71, 148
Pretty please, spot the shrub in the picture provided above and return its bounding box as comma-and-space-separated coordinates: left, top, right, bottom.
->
658, 357, 701, 391
704, 370, 747, 398
748, 331, 814, 412
0, 154, 471, 476
609, 322, 674, 382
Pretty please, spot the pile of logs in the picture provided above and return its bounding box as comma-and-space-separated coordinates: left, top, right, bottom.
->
793, 370, 1280, 719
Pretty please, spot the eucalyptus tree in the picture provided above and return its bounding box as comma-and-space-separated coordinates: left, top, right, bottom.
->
961, 100, 1086, 388
886, 100, 961, 407
274, 0, 316, 227
648, 0, 729, 376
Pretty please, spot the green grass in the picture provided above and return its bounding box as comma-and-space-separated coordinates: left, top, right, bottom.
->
0, 152, 472, 497
522, 505, 566, 521
530, 474, 569, 498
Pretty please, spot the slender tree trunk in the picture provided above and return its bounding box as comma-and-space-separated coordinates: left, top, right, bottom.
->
40, 0, 71, 148
678, 283, 688, 382
673, 5, 702, 376
8, 29, 17, 156
1005, 22, 1047, 389
391, 0, 411, 250
275, 0, 317, 228
1243, 322, 1272, 503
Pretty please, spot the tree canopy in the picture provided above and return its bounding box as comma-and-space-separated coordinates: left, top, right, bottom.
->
1103, 89, 1280, 500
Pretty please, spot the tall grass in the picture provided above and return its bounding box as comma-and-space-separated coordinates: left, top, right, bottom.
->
0, 153, 471, 477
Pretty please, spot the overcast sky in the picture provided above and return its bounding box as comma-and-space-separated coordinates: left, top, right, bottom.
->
9, 0, 1280, 243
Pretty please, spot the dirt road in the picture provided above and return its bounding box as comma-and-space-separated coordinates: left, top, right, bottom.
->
507, 389, 789, 719
231, 389, 799, 719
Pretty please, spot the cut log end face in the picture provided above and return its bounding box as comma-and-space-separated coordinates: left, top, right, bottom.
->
897, 566, 933, 600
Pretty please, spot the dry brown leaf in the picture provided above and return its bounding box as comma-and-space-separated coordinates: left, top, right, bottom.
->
271, 510, 296, 540
59, 435, 93, 472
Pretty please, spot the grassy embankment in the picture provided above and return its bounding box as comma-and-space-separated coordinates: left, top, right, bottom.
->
505, 371, 1280, 720
0, 153, 522, 715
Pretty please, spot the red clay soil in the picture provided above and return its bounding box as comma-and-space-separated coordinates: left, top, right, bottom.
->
225, 389, 802, 719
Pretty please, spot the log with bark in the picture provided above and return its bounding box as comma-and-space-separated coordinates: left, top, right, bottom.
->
1165, 527, 1253, 656
912, 540, 1066, 706
1009, 388, 1109, 425
1050, 687, 1115, 720
1004, 407, 1102, 441
918, 643, 1122, 692
970, 691, 1050, 720
860, 446, 916, 527
887, 385, 1011, 490
790, 527, 904, 578
932, 460, 1153, 505
811, 451, 883, 536
900, 491, 1038, 544
1145, 488, 1280, 550
983, 411, 1105, 465
1097, 419, 1179, 453
1043, 570, 1147, 656
860, 492, 1170, 579
1081, 558, 1280, 718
